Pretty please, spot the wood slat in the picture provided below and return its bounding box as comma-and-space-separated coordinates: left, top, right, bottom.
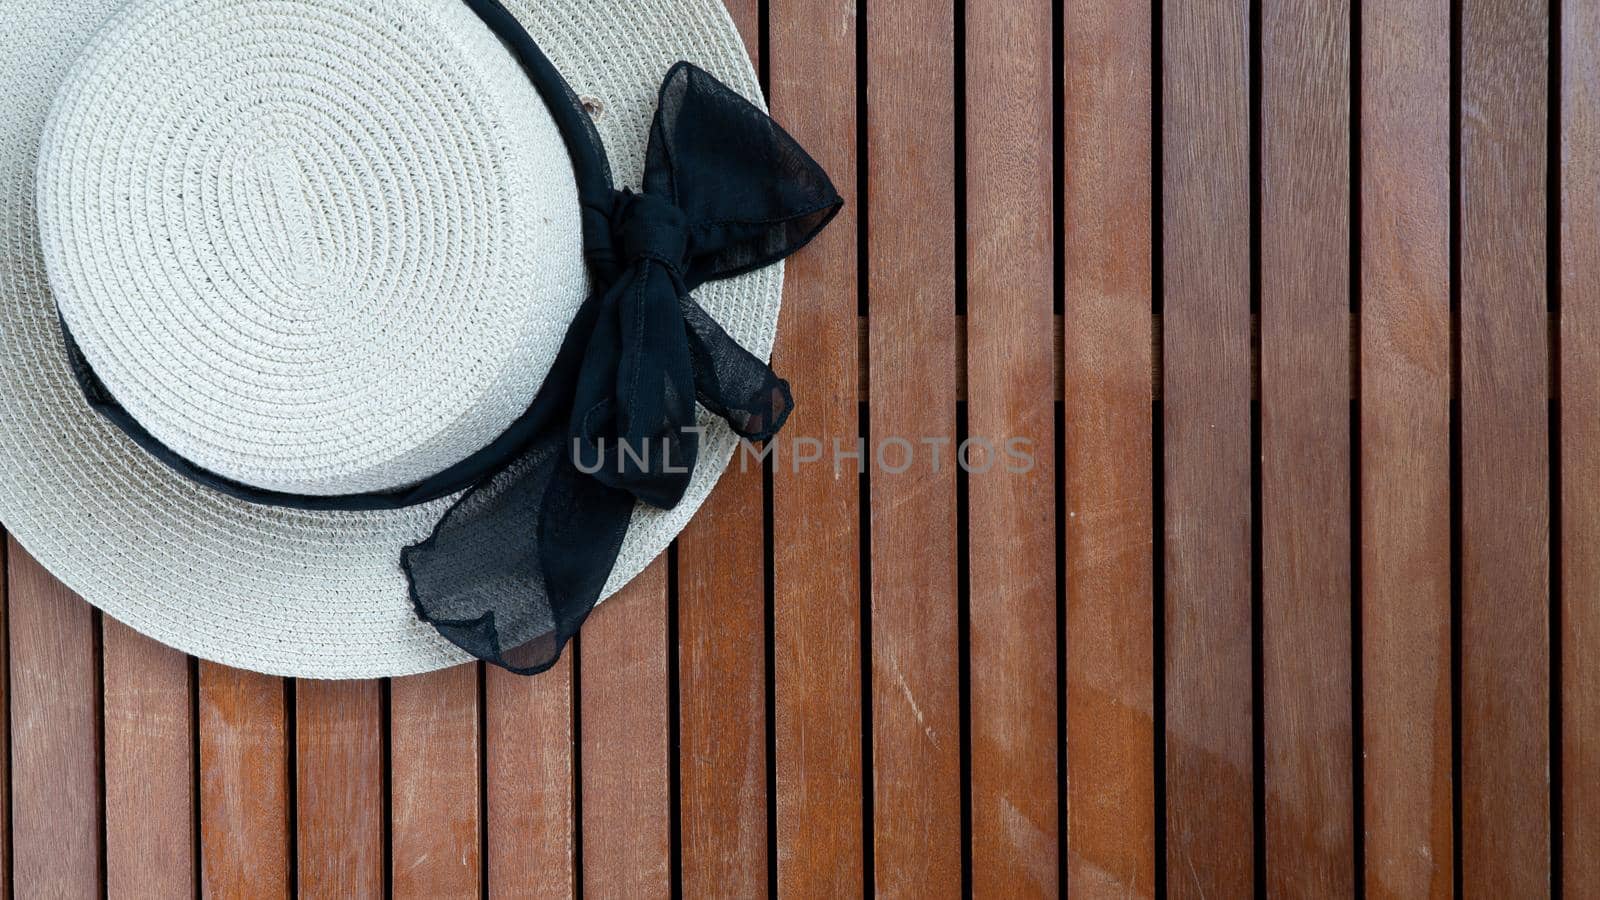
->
768, 0, 866, 893
1061, 0, 1157, 894
866, 0, 962, 892
1160, 1, 1256, 896
723, 0, 759, 60
390, 664, 480, 899
6, 539, 99, 897
674, 4, 769, 895
965, 0, 1058, 895
1359, 1, 1454, 895
1561, 0, 1600, 892
1259, 0, 1354, 893
486, 658, 575, 899
579, 560, 671, 897
103, 620, 194, 898
677, 463, 768, 895
199, 662, 289, 898
296, 679, 384, 898
1458, 1, 1552, 895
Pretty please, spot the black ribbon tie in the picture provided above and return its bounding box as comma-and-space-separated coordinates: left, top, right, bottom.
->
400, 62, 842, 674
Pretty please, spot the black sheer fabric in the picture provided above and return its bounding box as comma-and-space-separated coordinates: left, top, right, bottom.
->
57, 1, 843, 676
403, 61, 839, 673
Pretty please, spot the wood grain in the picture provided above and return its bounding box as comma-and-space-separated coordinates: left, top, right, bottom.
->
486, 658, 575, 899
723, 0, 759, 64
1359, 1, 1454, 896
6, 539, 99, 898
677, 464, 768, 895
1458, 1, 1552, 895
1561, 0, 1600, 892
296, 679, 384, 898
390, 664, 480, 899
1061, 0, 1156, 894
579, 560, 671, 897
1160, 1, 1256, 896
866, 0, 962, 892
672, 3, 769, 895
199, 662, 289, 898
1259, 0, 1354, 893
965, 0, 1058, 895
768, 0, 866, 893
103, 619, 194, 898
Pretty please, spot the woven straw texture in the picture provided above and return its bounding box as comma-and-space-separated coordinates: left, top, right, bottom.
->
0, 0, 780, 678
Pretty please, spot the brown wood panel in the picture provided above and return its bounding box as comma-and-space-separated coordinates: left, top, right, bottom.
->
1160, 1, 1255, 896
673, 3, 768, 895
1561, 0, 1600, 892
866, 0, 961, 892
1259, 0, 1354, 893
768, 0, 866, 893
1359, 1, 1454, 896
677, 465, 768, 895
6, 539, 99, 897
723, 0, 758, 61
486, 658, 575, 899
1061, 0, 1156, 894
580, 560, 671, 897
391, 664, 480, 899
103, 619, 194, 898
1458, 1, 1552, 895
965, 0, 1058, 895
296, 679, 384, 898
199, 662, 289, 898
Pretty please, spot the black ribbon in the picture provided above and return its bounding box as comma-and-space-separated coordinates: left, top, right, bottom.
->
56, 0, 841, 676
400, 62, 841, 673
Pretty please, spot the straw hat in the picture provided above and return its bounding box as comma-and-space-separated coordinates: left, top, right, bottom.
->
0, 0, 837, 677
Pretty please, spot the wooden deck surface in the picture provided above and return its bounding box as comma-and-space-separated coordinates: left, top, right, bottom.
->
2, 0, 1594, 896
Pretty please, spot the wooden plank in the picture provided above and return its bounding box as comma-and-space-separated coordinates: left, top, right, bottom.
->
866, 0, 962, 892
1561, 0, 1600, 892
1359, 1, 1454, 895
296, 679, 384, 898
1259, 0, 1354, 893
1061, 0, 1156, 894
199, 662, 290, 898
767, 0, 866, 893
579, 560, 671, 897
486, 658, 575, 899
391, 664, 480, 899
965, 0, 1058, 895
1160, 1, 1256, 896
1458, 1, 1552, 895
103, 619, 195, 898
723, 0, 759, 63
677, 463, 768, 895
6, 539, 99, 897
673, 3, 768, 894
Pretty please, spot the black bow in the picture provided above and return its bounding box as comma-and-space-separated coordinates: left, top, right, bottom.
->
403, 62, 843, 674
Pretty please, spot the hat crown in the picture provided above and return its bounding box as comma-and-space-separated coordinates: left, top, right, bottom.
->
37, 0, 588, 495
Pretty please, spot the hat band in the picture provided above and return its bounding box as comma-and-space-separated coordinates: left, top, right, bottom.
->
55, 0, 842, 675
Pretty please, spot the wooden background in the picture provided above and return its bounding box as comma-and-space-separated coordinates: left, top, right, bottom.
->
1, 0, 1595, 896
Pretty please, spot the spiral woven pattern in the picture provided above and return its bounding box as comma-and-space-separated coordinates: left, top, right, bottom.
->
0, 0, 780, 677
37, 0, 588, 495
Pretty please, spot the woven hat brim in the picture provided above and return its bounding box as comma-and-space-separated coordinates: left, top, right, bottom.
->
0, 0, 780, 679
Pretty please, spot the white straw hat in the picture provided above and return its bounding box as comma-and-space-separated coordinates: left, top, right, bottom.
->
0, 0, 827, 678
